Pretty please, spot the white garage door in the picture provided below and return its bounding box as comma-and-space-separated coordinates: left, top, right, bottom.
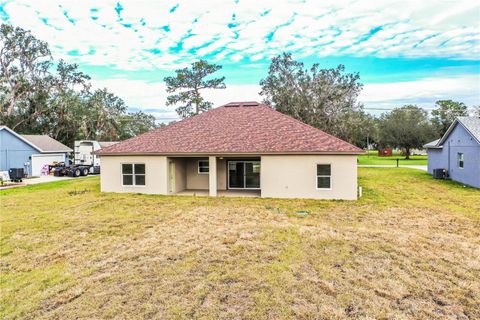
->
31, 154, 66, 176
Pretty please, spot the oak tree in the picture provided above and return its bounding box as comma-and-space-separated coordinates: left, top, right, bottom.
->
259, 53, 363, 142
378, 105, 435, 159
431, 100, 468, 136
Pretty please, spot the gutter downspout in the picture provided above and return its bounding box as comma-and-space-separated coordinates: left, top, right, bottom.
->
447, 140, 450, 178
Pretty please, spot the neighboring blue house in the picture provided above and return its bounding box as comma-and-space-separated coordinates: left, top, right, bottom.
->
424, 117, 480, 188
0, 126, 72, 177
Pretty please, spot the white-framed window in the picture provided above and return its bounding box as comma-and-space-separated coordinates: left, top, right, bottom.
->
198, 160, 209, 174
457, 153, 464, 169
122, 163, 146, 186
316, 164, 331, 189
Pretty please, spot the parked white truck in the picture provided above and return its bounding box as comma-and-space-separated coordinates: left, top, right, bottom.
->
53, 140, 118, 177
74, 141, 118, 173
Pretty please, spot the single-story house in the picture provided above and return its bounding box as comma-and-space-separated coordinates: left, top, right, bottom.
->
0, 126, 73, 177
424, 116, 480, 188
97, 102, 363, 200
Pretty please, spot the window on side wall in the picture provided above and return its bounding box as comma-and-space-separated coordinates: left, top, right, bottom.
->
122, 163, 146, 186
457, 153, 464, 169
198, 160, 209, 174
316, 164, 331, 189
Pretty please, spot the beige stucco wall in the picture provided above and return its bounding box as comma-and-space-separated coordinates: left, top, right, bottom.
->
217, 158, 227, 190
100, 155, 168, 194
100, 154, 357, 199
260, 155, 358, 200
185, 158, 226, 190
167, 157, 186, 194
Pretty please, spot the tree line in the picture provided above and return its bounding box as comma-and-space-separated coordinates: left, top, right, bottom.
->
0, 24, 157, 147
166, 53, 478, 159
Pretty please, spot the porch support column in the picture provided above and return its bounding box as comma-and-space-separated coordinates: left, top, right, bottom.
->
209, 156, 217, 196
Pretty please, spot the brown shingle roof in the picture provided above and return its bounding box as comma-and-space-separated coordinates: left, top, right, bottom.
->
98, 102, 362, 155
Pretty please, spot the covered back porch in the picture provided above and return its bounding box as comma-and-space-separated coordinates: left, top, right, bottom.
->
167, 156, 261, 197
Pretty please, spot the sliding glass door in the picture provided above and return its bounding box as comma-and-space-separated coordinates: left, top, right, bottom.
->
228, 161, 260, 189
229, 161, 244, 188
245, 162, 260, 188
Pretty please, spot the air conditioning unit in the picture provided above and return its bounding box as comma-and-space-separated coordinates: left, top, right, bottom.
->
433, 168, 446, 179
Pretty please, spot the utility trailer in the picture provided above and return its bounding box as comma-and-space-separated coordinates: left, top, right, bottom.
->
52, 140, 118, 177
53, 163, 92, 177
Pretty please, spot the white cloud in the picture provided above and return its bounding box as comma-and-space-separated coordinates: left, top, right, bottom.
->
0, 0, 478, 70
90, 77, 167, 110
360, 74, 480, 112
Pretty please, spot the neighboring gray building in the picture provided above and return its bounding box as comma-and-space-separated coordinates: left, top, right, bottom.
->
0, 126, 72, 177
424, 117, 480, 188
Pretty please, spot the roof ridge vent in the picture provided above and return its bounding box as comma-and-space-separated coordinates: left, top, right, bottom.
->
224, 101, 259, 107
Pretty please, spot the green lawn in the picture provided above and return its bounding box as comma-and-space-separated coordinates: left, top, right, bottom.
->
1, 169, 479, 319
358, 150, 428, 165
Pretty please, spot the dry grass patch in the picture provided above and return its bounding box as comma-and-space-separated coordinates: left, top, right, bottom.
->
1, 169, 479, 319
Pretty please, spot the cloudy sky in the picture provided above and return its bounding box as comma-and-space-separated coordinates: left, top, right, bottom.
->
1, 0, 479, 122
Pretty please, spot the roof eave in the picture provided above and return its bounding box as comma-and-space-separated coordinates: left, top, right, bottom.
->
95, 150, 364, 156
0, 126, 44, 152
39, 149, 73, 153
438, 118, 480, 146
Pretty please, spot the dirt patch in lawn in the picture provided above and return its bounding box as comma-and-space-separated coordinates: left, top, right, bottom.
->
1, 169, 479, 319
